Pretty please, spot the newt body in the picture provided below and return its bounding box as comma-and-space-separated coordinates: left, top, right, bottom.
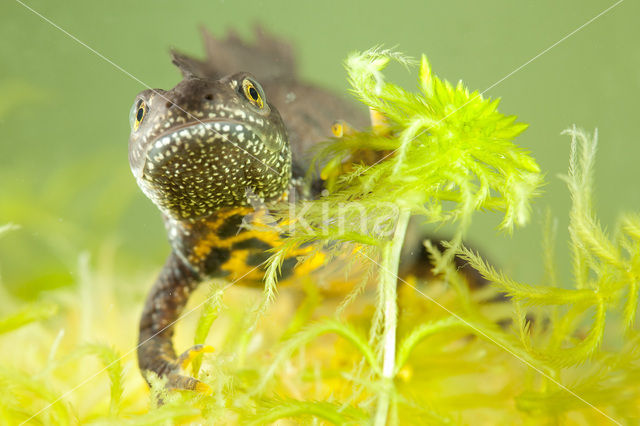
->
129, 29, 363, 391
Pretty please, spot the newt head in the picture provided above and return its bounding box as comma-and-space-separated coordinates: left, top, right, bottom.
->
128, 69, 291, 221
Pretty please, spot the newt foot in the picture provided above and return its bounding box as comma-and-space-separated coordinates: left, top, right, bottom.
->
178, 344, 215, 370
167, 345, 215, 394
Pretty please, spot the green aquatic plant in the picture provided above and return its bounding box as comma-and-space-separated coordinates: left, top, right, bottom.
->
258, 47, 542, 425
2, 48, 639, 425
460, 128, 640, 420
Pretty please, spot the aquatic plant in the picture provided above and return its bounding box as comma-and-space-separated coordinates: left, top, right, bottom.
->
261, 47, 541, 425
1, 49, 638, 425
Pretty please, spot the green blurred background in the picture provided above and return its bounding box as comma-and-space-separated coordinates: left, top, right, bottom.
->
1, 0, 638, 300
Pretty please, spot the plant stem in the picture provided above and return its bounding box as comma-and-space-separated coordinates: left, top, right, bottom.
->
374, 209, 411, 426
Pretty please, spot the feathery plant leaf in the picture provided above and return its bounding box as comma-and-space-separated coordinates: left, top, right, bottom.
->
79, 344, 125, 417
0, 302, 58, 335
256, 319, 380, 393
395, 317, 462, 371
245, 399, 368, 425
337, 50, 540, 228
192, 281, 225, 375
462, 128, 640, 370
0, 366, 73, 424
87, 405, 201, 426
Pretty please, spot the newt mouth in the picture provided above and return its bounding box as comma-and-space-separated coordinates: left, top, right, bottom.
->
140, 119, 267, 177
151, 118, 257, 144
147, 119, 261, 159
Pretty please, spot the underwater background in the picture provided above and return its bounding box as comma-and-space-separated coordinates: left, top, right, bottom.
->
2, 0, 639, 297
1, 0, 639, 424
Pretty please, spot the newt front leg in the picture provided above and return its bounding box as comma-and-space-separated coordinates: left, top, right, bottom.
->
138, 253, 213, 393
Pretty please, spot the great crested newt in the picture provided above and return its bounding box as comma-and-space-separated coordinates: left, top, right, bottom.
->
128, 28, 485, 393
129, 28, 369, 392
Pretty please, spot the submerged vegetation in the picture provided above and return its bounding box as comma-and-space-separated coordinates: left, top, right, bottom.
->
1, 49, 639, 424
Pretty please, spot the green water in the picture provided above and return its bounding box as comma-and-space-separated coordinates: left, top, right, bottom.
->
1, 0, 638, 298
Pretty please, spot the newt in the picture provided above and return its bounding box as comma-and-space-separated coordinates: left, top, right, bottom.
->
129, 28, 369, 392
128, 28, 485, 393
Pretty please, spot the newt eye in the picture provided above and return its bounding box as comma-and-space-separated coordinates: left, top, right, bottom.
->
130, 99, 147, 131
241, 78, 265, 109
